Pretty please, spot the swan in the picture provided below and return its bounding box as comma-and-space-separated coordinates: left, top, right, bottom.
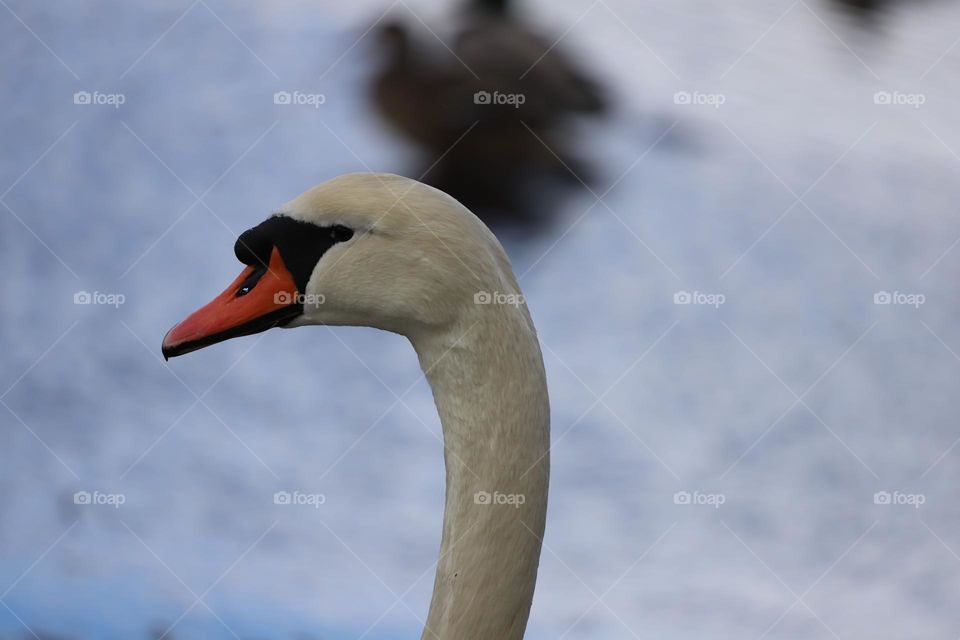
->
161, 173, 550, 640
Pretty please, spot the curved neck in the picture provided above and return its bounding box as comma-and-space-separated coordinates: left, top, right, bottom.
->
410, 306, 550, 640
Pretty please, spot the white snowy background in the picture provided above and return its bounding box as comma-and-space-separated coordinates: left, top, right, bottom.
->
1, 0, 959, 638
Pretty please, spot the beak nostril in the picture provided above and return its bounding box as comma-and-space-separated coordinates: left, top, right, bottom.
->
236, 264, 268, 297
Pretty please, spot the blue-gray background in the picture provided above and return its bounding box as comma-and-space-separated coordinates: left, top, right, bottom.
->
2, 1, 960, 638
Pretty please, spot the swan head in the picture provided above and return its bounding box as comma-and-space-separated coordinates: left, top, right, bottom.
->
162, 173, 513, 358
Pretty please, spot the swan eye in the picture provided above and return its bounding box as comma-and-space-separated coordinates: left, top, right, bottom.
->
330, 225, 354, 242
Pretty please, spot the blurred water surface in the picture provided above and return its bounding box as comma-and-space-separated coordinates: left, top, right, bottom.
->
2, 0, 960, 638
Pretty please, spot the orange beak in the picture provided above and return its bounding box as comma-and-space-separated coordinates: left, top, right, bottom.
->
162, 247, 302, 359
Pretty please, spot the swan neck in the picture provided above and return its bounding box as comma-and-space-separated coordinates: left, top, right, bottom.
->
411, 310, 550, 640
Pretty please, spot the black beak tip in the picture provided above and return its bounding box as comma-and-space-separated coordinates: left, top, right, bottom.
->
161, 327, 181, 361
161, 340, 198, 360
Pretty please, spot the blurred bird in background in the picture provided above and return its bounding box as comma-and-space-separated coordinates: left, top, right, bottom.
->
825, 0, 944, 27
832, 0, 885, 13
827, 0, 888, 26
370, 0, 609, 228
